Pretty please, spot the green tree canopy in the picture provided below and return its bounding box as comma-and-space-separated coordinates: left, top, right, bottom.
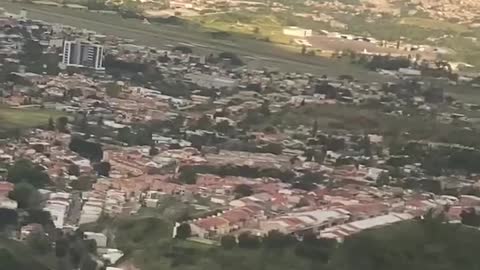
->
8, 182, 42, 209
176, 223, 192, 239
7, 159, 50, 188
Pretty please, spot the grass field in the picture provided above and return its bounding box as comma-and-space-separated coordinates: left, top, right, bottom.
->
189, 13, 291, 44
398, 17, 469, 33
0, 106, 65, 131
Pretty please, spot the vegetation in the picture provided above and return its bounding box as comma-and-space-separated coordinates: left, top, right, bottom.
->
74, 212, 480, 270
0, 106, 65, 136
8, 182, 42, 209
69, 136, 104, 162
105, 83, 122, 98
1, 2, 380, 78
7, 159, 51, 188
0, 238, 55, 270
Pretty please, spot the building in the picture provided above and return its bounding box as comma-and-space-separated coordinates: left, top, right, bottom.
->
260, 209, 350, 235
320, 213, 414, 242
84, 232, 108, 248
188, 205, 265, 239
0, 197, 17, 209
62, 40, 105, 70
282, 26, 313, 37
184, 73, 238, 90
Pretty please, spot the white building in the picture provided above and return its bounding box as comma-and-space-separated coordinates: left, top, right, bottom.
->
84, 232, 108, 248
79, 195, 104, 225
0, 197, 17, 209
44, 203, 68, 228
283, 26, 313, 37
185, 73, 237, 89
62, 40, 105, 70
320, 213, 414, 242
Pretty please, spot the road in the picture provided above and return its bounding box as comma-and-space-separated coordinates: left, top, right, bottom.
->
0, 2, 384, 80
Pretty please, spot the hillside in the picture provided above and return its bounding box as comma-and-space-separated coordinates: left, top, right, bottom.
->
0, 238, 56, 270
92, 213, 480, 270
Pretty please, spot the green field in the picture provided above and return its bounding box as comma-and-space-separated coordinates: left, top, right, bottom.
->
398, 17, 469, 33
0, 106, 65, 131
189, 13, 291, 44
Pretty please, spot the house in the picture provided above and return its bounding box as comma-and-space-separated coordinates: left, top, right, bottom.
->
0, 197, 17, 209
0, 182, 14, 197
84, 232, 108, 248
20, 224, 44, 240
259, 209, 350, 235
189, 205, 265, 238
283, 26, 312, 37
320, 213, 414, 242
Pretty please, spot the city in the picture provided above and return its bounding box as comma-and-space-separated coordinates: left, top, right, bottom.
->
1, 2, 480, 270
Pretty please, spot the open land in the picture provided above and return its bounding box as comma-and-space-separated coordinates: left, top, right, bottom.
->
0, 106, 64, 131
0, 2, 385, 80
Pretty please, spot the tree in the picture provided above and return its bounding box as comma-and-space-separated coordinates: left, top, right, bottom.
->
261, 142, 283, 155
260, 101, 270, 116
55, 238, 69, 258
68, 164, 80, 176
117, 127, 133, 145
84, 239, 97, 254
149, 145, 160, 156
196, 115, 213, 130
97, 116, 103, 126
22, 39, 43, 62
179, 169, 197, 184
7, 159, 50, 188
376, 172, 390, 187
105, 83, 122, 98
304, 148, 314, 162
0, 209, 18, 231
360, 135, 372, 157
79, 114, 89, 132
461, 208, 480, 227
172, 46, 193, 54
221, 235, 237, 249
313, 149, 326, 164
264, 230, 296, 249
69, 137, 103, 162
70, 175, 94, 191
234, 184, 254, 198
176, 223, 192, 239
26, 209, 54, 228
238, 232, 261, 249
8, 182, 41, 209
56, 116, 69, 133
47, 117, 55, 131
214, 120, 233, 135
311, 120, 318, 137
80, 256, 98, 270
218, 52, 244, 66
94, 162, 111, 177
301, 45, 307, 55
135, 127, 153, 146
296, 233, 337, 263
27, 232, 51, 255
292, 172, 324, 191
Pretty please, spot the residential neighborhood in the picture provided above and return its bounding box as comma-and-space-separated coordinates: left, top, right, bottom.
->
2, 5, 480, 270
